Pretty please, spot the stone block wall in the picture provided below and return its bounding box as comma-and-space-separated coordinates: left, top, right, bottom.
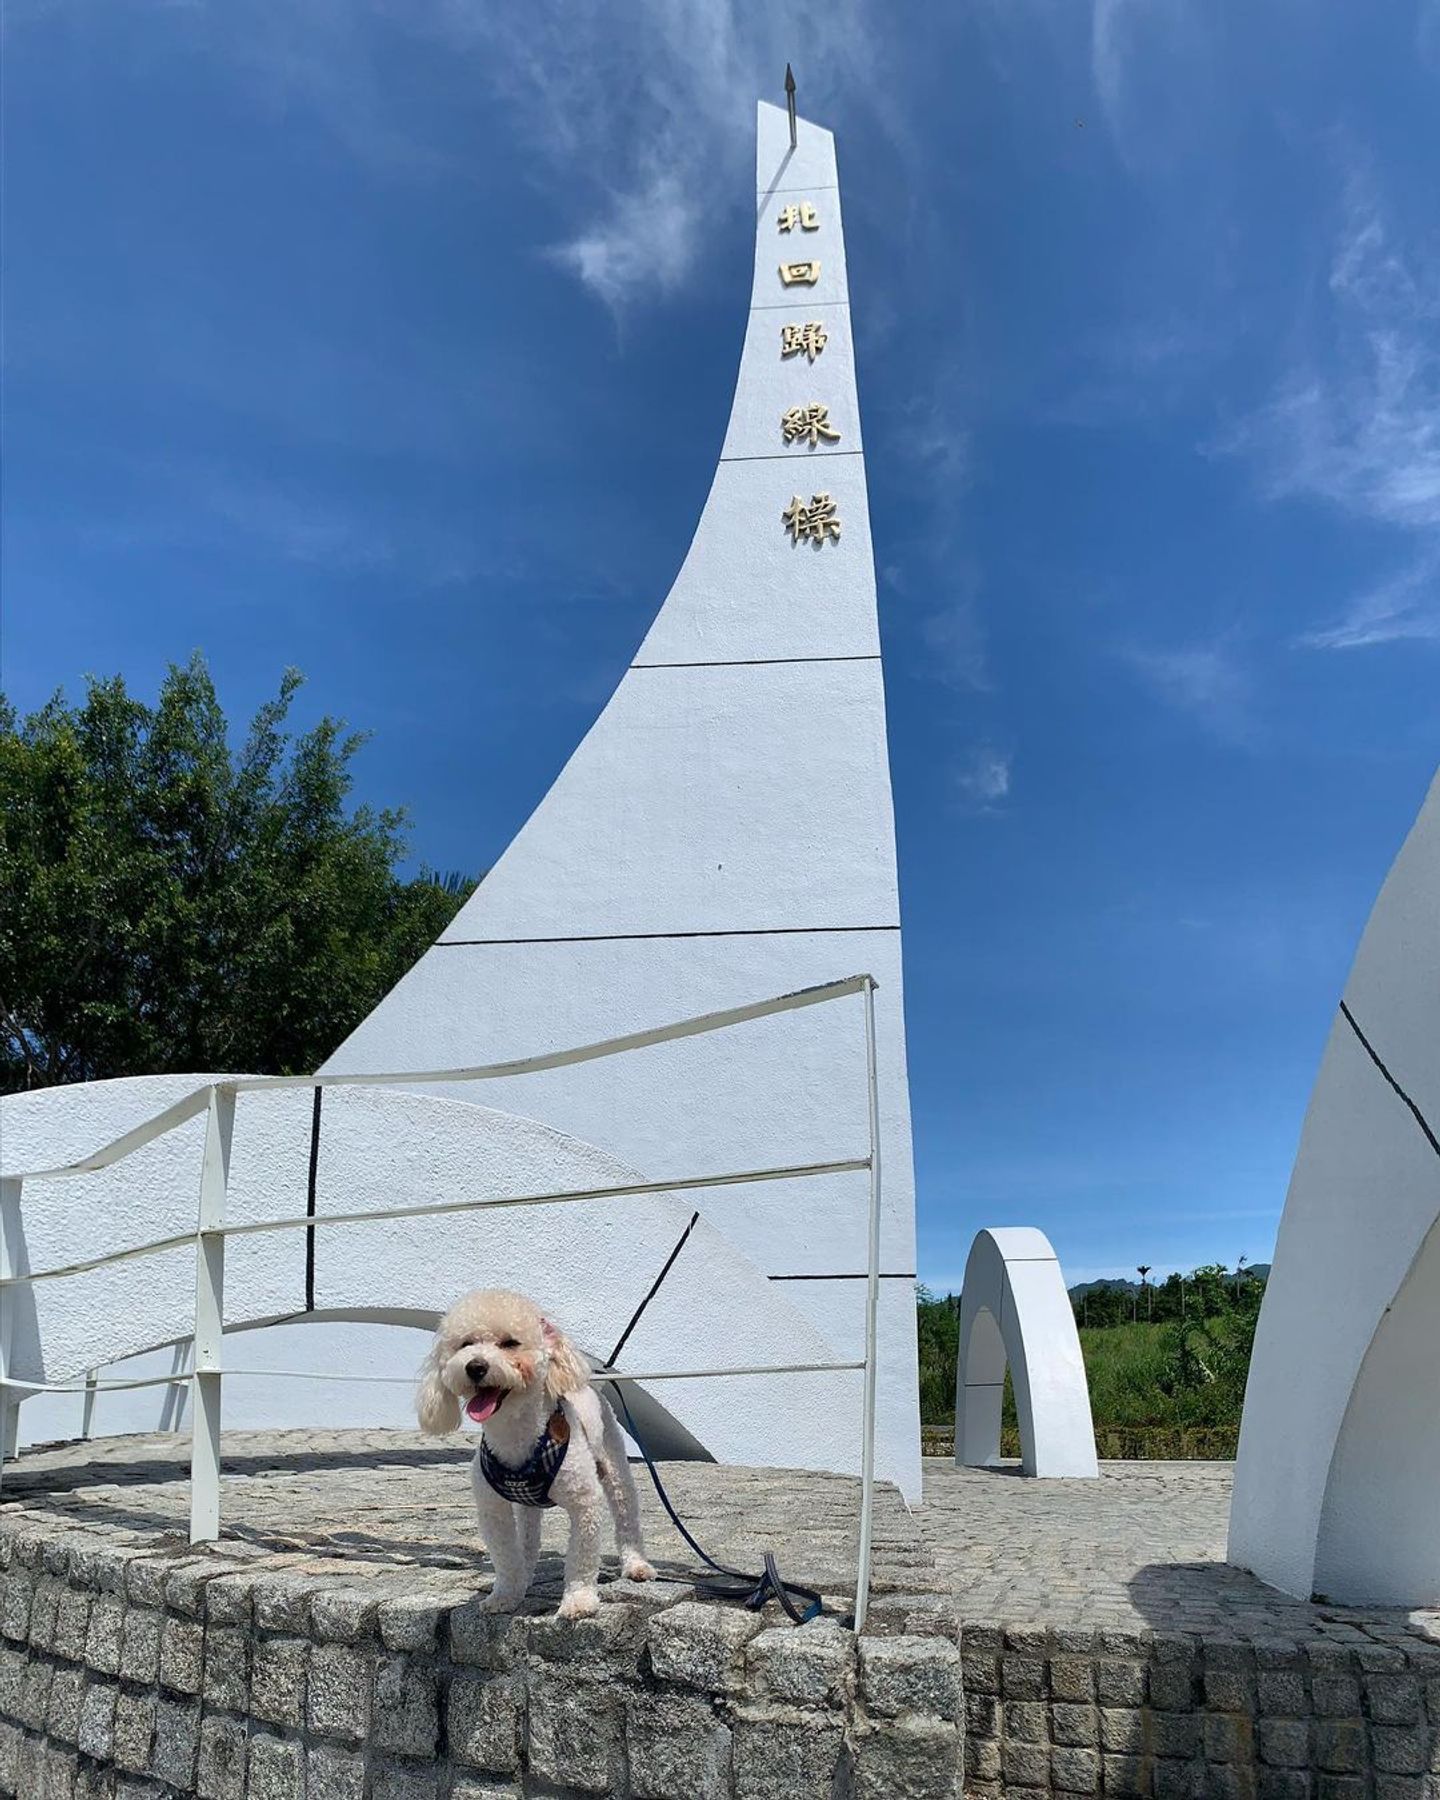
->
0, 1523, 962, 1798
960, 1622, 1440, 1798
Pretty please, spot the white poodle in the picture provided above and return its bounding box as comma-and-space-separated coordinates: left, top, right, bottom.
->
416, 1288, 656, 1618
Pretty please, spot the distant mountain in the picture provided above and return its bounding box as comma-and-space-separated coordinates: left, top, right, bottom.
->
1068, 1264, 1270, 1301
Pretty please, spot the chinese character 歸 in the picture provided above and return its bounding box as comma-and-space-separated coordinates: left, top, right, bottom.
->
777, 202, 819, 233
780, 321, 828, 362
782, 493, 842, 545
781, 403, 842, 448
779, 261, 821, 286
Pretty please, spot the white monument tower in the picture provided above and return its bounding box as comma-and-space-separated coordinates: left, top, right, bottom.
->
3, 96, 922, 1504
319, 97, 923, 1496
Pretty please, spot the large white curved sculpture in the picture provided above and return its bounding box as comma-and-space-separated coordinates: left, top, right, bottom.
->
0, 1074, 844, 1470
954, 1228, 1098, 1479
1, 99, 920, 1498
312, 100, 921, 1496
1230, 769, 1440, 1604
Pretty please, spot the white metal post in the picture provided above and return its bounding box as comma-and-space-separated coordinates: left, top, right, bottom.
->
854, 976, 883, 1633
0, 1178, 21, 1491
190, 1086, 234, 1543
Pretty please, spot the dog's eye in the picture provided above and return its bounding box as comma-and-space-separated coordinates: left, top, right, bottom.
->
499, 1337, 520, 1350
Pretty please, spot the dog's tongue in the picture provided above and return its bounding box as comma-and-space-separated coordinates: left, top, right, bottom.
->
466, 1388, 503, 1424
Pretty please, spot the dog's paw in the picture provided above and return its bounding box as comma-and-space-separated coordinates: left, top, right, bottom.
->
557, 1585, 600, 1620
621, 1553, 656, 1582
480, 1587, 524, 1615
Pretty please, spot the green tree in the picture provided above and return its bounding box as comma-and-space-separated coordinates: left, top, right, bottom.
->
915, 1284, 960, 1425
0, 655, 475, 1090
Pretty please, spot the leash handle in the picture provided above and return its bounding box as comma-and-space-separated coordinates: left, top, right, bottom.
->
612, 1390, 822, 1627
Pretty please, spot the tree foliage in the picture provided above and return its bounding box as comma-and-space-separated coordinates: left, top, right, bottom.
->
916, 1267, 1267, 1432
0, 656, 474, 1091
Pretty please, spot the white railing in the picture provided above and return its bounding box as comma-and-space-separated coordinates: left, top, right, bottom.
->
0, 974, 886, 1628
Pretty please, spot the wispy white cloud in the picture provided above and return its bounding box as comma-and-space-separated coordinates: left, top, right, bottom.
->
1297, 547, 1440, 651
1089, 0, 1212, 172
954, 744, 1012, 813
16, 0, 895, 315
1121, 637, 1254, 742
446, 0, 893, 314
914, 582, 990, 693
1218, 164, 1440, 649
81, 458, 492, 586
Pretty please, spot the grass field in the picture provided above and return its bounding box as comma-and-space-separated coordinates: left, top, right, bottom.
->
918, 1300, 1259, 1459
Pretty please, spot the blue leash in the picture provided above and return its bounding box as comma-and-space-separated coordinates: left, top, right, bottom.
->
612, 1388, 823, 1626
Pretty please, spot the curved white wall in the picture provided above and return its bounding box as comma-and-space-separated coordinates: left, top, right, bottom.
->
1229, 768, 1440, 1603
1, 1075, 850, 1473
954, 1227, 1098, 1479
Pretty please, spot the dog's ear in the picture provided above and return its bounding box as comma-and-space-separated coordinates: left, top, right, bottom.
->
542, 1317, 591, 1402
415, 1334, 462, 1434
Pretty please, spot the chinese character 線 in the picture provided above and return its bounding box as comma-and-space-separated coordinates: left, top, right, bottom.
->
781, 321, 828, 362
782, 493, 842, 545
781, 403, 842, 448
778, 202, 819, 233
779, 261, 821, 286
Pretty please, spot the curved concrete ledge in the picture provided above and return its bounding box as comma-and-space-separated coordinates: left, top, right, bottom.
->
1231, 768, 1440, 1604
954, 1227, 1098, 1479
0, 1430, 957, 1798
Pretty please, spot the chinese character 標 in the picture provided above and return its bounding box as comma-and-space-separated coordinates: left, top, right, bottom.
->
777, 202, 819, 233
781, 403, 842, 448
781, 321, 828, 362
782, 493, 842, 545
779, 261, 821, 287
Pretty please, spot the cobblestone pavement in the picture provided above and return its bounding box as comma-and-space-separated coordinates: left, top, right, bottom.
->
919, 1458, 1440, 1646
4, 1435, 1437, 1651
0, 1431, 946, 1623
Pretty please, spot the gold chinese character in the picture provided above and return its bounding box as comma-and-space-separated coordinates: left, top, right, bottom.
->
778, 201, 819, 233
782, 493, 842, 545
779, 261, 821, 286
781, 321, 828, 362
781, 403, 841, 448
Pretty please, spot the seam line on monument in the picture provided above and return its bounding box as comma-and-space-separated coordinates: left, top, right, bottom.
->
607, 1211, 702, 1368
629, 657, 882, 671
768, 1272, 916, 1281
720, 450, 863, 465
758, 184, 841, 196
438, 925, 902, 946
305, 1088, 322, 1313
750, 300, 851, 313
1339, 1000, 1440, 1160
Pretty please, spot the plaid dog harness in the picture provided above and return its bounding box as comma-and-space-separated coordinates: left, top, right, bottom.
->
477, 1408, 570, 1508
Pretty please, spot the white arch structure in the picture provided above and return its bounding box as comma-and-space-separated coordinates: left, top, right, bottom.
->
954, 1228, 1098, 1479
1230, 769, 1440, 1605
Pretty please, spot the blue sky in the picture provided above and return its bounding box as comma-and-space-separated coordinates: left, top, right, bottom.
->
4, 1, 1437, 1290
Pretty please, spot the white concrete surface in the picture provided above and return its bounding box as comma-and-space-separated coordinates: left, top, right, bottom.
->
955, 1227, 1099, 1480
1230, 768, 1440, 1604
1, 1077, 849, 1470
318, 100, 921, 1498
2, 100, 921, 1500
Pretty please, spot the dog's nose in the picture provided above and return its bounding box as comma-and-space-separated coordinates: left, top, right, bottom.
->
465, 1358, 489, 1384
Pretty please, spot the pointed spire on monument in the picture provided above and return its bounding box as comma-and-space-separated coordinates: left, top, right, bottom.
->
784, 63, 797, 148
